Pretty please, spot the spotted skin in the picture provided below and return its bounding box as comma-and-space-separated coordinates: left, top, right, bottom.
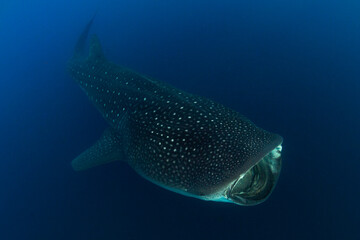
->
68, 33, 282, 197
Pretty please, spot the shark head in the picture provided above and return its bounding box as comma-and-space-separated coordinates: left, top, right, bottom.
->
210, 144, 282, 206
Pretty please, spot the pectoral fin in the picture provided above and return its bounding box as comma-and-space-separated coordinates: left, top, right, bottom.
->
71, 128, 124, 171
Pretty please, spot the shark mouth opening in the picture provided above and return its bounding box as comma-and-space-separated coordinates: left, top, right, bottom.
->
225, 145, 282, 206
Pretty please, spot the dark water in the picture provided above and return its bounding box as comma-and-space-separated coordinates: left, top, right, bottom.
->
1, 0, 359, 239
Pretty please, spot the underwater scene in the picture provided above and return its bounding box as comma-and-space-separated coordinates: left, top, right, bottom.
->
0, 0, 359, 239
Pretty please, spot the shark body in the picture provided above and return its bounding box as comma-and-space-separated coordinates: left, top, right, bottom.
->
68, 20, 283, 205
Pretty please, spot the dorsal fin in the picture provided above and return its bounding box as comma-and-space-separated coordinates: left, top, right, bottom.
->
88, 35, 106, 61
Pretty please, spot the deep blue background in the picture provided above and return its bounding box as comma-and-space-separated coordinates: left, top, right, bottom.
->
1, 0, 359, 239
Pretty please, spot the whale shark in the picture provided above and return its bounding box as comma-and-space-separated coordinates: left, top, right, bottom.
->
68, 19, 283, 206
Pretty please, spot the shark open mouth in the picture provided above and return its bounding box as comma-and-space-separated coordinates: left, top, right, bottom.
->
225, 145, 282, 206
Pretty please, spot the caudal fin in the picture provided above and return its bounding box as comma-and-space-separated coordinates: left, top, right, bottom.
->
73, 15, 106, 62
73, 15, 96, 58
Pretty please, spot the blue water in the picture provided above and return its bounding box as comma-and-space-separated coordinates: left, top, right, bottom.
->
1, 0, 359, 239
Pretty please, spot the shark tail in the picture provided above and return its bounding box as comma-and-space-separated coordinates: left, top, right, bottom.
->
73, 15, 106, 62
73, 16, 95, 58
